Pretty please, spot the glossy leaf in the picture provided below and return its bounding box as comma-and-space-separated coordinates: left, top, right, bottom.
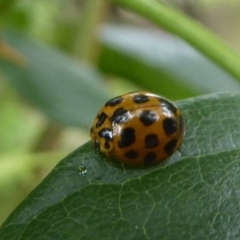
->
0, 29, 110, 127
109, 0, 240, 81
1, 92, 240, 239
99, 25, 240, 99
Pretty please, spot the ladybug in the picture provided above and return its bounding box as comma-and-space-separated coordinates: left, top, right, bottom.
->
90, 92, 186, 166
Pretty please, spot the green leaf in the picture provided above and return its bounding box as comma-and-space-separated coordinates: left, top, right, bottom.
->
1, 92, 240, 239
99, 25, 240, 99
109, 0, 240, 81
0, 29, 110, 127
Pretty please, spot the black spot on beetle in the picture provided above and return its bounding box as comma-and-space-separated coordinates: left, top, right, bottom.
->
133, 94, 149, 104
113, 111, 129, 124
96, 112, 107, 128
98, 128, 113, 141
105, 96, 123, 107
144, 152, 157, 164
145, 134, 159, 148
111, 108, 128, 121
164, 139, 178, 155
163, 118, 177, 136
118, 128, 135, 148
157, 98, 177, 114
124, 150, 138, 159
139, 110, 157, 126
104, 141, 110, 150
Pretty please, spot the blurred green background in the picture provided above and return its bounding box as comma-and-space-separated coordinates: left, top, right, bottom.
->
1, 0, 240, 225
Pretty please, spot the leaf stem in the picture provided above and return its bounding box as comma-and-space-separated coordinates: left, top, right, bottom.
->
75, 0, 109, 62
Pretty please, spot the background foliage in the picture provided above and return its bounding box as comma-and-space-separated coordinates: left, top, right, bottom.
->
1, 0, 240, 237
